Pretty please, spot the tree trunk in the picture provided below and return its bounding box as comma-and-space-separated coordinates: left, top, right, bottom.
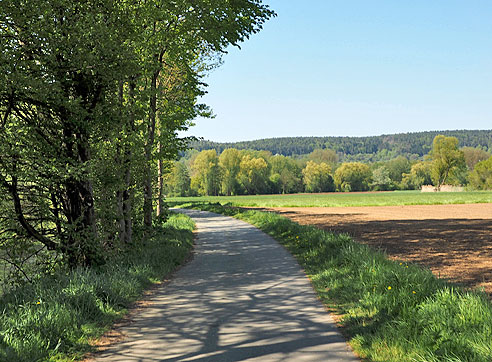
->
61, 116, 99, 267
116, 82, 127, 244
117, 155, 132, 244
123, 80, 136, 244
157, 154, 165, 218
122, 158, 132, 244
143, 70, 159, 228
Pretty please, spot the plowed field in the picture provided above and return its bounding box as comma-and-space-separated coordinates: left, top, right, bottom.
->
264, 204, 492, 295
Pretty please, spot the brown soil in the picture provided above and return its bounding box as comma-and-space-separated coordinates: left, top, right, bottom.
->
262, 204, 492, 295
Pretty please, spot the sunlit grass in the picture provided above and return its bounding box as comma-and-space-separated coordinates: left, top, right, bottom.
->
0, 213, 194, 362
188, 202, 492, 362
168, 190, 492, 208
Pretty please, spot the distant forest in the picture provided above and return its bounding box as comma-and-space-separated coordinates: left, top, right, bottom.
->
188, 130, 492, 162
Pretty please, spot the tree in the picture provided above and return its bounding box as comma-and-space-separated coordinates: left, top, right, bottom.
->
400, 161, 433, 190
270, 155, 302, 194
239, 156, 269, 194
0, 0, 134, 267
0, 0, 275, 274
462, 147, 491, 170
385, 156, 411, 185
371, 166, 393, 191
302, 161, 335, 193
129, 0, 275, 227
191, 150, 221, 196
429, 135, 466, 190
219, 148, 242, 196
164, 162, 191, 197
334, 163, 372, 192
469, 156, 492, 190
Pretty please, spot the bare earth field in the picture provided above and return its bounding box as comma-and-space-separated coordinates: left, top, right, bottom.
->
264, 204, 492, 295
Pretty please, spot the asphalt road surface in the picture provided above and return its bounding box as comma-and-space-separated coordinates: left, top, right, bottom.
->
94, 209, 358, 362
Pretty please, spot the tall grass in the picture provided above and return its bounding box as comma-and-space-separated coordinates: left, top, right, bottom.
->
167, 190, 492, 208
0, 213, 194, 362
189, 203, 492, 361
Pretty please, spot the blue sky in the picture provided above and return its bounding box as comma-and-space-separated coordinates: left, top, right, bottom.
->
185, 0, 492, 142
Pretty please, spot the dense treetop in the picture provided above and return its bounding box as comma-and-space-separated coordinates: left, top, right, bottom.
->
188, 130, 492, 161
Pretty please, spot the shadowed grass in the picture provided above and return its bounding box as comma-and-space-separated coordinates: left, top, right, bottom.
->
186, 202, 492, 362
0, 213, 194, 362
167, 190, 492, 208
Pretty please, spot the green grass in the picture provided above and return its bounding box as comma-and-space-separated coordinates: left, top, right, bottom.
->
167, 190, 492, 208
187, 202, 492, 362
0, 213, 194, 362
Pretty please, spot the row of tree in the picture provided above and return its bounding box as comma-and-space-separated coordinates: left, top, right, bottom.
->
0, 0, 274, 284
165, 135, 492, 196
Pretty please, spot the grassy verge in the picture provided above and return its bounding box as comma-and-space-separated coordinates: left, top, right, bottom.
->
167, 190, 492, 208
186, 202, 492, 362
0, 213, 194, 362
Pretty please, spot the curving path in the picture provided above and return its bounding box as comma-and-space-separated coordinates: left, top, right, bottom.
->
94, 209, 358, 362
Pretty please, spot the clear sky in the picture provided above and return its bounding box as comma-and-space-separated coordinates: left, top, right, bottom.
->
185, 0, 492, 142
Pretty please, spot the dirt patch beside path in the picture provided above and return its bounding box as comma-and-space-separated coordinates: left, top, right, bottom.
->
262, 204, 492, 295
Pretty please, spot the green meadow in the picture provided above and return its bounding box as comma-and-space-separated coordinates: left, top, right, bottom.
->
168, 190, 492, 208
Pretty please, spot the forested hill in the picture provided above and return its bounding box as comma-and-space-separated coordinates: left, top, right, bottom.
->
188, 130, 492, 161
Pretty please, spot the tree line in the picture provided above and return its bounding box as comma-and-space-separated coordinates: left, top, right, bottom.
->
166, 135, 492, 196
0, 0, 274, 287
188, 129, 492, 160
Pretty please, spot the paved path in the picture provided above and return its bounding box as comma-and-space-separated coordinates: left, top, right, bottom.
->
95, 209, 358, 362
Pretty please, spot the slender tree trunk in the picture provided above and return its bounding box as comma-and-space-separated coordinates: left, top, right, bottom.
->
116, 82, 127, 244
117, 154, 132, 244
116, 188, 125, 243
143, 70, 159, 228
122, 156, 132, 243
117, 80, 135, 244
123, 80, 136, 244
157, 147, 165, 218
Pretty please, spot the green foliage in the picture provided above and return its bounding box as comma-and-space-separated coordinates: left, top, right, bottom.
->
334, 162, 373, 192
188, 130, 492, 158
429, 136, 466, 189
385, 156, 411, 184
302, 161, 335, 192
164, 162, 191, 197
401, 161, 433, 190
269, 155, 303, 194
0, 0, 274, 322
238, 155, 270, 195
169, 138, 488, 196
187, 203, 492, 362
462, 146, 491, 170
191, 150, 221, 196
307, 148, 338, 166
219, 148, 242, 196
0, 0, 133, 267
469, 156, 492, 190
0, 213, 194, 362
371, 166, 394, 191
